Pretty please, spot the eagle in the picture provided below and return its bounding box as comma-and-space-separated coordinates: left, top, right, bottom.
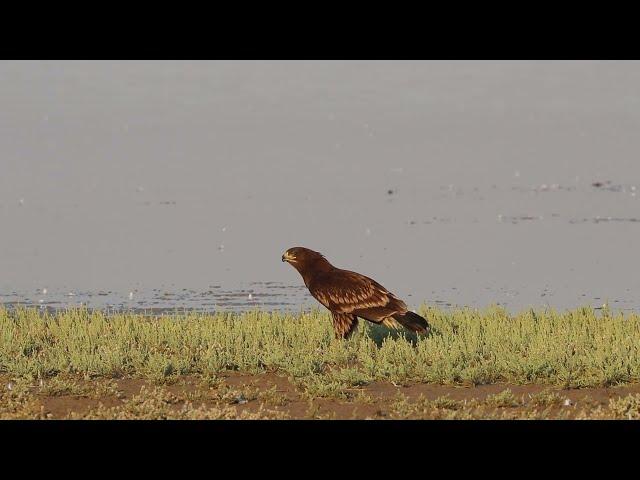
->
282, 246, 430, 339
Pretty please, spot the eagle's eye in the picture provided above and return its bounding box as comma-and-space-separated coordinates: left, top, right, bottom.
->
282, 251, 297, 263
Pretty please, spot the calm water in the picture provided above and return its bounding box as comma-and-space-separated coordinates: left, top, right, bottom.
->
1, 61, 639, 312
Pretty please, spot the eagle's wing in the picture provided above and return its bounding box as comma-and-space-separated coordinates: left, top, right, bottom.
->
331, 312, 359, 339
311, 270, 407, 324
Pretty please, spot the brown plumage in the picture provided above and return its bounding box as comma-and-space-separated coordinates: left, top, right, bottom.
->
282, 246, 430, 339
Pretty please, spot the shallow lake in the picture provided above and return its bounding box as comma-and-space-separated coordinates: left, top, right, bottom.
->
1, 61, 639, 312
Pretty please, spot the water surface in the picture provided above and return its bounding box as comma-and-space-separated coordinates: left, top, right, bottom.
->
1, 61, 639, 312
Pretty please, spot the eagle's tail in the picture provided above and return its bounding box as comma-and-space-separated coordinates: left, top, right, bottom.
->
392, 311, 430, 335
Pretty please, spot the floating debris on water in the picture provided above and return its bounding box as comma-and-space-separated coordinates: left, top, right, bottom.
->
589, 181, 636, 193
512, 184, 575, 193
498, 215, 544, 224
569, 216, 640, 224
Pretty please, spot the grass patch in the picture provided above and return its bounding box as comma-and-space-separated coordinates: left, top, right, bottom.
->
608, 394, 640, 419
485, 389, 520, 408
67, 385, 288, 420
526, 389, 565, 408
389, 393, 473, 419
37, 376, 121, 398
1, 305, 639, 388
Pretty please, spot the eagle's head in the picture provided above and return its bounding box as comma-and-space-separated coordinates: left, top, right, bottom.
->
282, 247, 332, 273
282, 246, 317, 264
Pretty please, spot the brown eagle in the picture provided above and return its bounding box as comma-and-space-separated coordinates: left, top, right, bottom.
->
282, 246, 430, 339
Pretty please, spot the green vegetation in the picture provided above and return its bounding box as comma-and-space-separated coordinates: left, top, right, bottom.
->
67, 386, 288, 420
527, 389, 565, 408
1, 305, 639, 388
607, 393, 640, 420
1, 305, 640, 419
484, 389, 519, 408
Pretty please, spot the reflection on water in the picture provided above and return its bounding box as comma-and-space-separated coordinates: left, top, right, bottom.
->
0, 282, 313, 313
2, 274, 638, 314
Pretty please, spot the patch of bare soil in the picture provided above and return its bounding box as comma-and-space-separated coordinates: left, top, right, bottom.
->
2, 373, 639, 419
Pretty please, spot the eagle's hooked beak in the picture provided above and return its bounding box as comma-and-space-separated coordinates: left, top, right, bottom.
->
282, 251, 296, 263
